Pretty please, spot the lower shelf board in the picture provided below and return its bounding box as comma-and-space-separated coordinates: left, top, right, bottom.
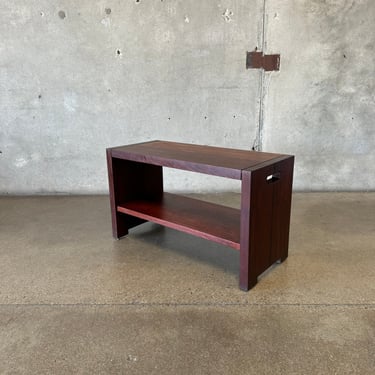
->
117, 192, 240, 249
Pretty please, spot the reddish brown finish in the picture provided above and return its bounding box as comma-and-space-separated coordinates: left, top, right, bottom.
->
106, 149, 130, 238
110, 141, 283, 180
240, 164, 277, 291
246, 51, 280, 71
246, 51, 264, 69
239, 157, 295, 290
118, 193, 241, 249
270, 157, 295, 264
106, 151, 163, 239
239, 170, 257, 290
264, 54, 281, 71
107, 141, 294, 291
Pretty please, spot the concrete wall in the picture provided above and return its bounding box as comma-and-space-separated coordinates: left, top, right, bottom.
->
1, 0, 374, 194
264, 0, 375, 191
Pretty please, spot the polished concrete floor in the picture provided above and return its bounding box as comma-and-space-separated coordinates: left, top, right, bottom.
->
0, 193, 374, 374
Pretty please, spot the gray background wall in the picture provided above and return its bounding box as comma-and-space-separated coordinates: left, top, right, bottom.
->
1, 0, 374, 194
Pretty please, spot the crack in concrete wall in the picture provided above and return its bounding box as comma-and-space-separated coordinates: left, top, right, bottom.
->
0, 1, 260, 194
264, 0, 375, 190
253, 0, 267, 152
1, 0, 373, 193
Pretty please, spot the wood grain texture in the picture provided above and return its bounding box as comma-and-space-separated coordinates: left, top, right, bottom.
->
107, 141, 294, 291
110, 141, 287, 180
107, 151, 163, 239
239, 156, 294, 291
249, 165, 275, 276
269, 157, 295, 264
117, 193, 241, 249
107, 149, 130, 238
239, 170, 257, 291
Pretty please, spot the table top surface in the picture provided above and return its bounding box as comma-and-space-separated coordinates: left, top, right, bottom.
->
108, 140, 292, 180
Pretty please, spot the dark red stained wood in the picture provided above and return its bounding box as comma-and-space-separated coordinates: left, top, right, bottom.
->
239, 170, 257, 291
110, 141, 285, 180
107, 149, 130, 238
107, 151, 163, 239
117, 193, 241, 250
269, 157, 295, 264
239, 156, 294, 291
248, 165, 275, 276
107, 140, 294, 291
239, 165, 275, 291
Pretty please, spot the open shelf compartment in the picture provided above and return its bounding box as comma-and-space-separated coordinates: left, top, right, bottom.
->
117, 192, 240, 250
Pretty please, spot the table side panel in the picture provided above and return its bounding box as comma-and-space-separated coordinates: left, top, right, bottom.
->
239, 156, 294, 290
107, 149, 130, 238
107, 150, 163, 238
269, 156, 295, 264
240, 165, 275, 291
239, 170, 256, 290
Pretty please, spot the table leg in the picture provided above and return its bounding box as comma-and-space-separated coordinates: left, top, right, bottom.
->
106, 149, 163, 239
239, 169, 257, 291
239, 158, 294, 291
239, 165, 276, 291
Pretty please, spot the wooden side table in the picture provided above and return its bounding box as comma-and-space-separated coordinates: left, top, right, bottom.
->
106, 140, 294, 291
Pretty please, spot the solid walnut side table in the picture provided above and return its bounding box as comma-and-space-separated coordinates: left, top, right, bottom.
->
106, 140, 294, 291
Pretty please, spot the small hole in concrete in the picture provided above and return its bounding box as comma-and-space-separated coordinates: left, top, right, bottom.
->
204, 116, 207, 119
222, 9, 234, 23
116, 49, 122, 56
343, 54, 346, 58
135, 0, 140, 3
105, 8, 111, 15
38, 94, 42, 99
58, 10, 66, 19
168, 117, 171, 120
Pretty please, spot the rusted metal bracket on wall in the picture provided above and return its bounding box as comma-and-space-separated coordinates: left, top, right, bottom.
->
246, 51, 280, 71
